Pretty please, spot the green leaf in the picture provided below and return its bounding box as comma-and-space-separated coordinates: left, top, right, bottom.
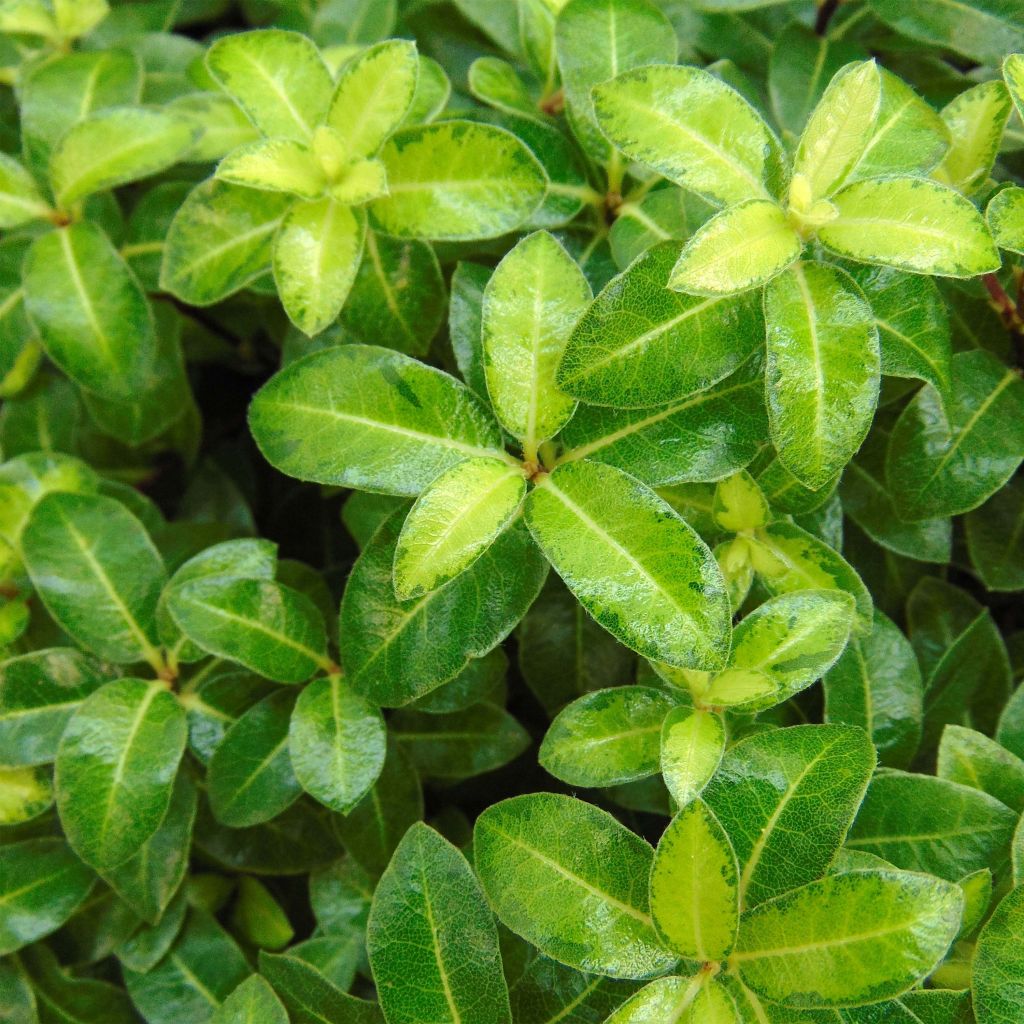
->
259, 951, 384, 1024
793, 61, 881, 201
887, 350, 1024, 521
249, 344, 507, 496
973, 885, 1024, 1024
0, 838, 95, 955
367, 823, 511, 1024
734, 870, 962, 1008
325, 39, 418, 158
168, 577, 329, 683
867, 0, 1024, 68
50, 107, 196, 207
554, 0, 678, 164
650, 800, 738, 960
592, 63, 784, 207
371, 121, 547, 240
661, 706, 725, 808
824, 610, 923, 769
933, 81, 1011, 197
215, 138, 326, 197
670, 199, 801, 296
55, 678, 186, 871
206, 29, 333, 142
508, 954, 640, 1023
124, 908, 251, 1024
966, 479, 1024, 591
525, 460, 731, 670
748, 521, 873, 633
474, 793, 677, 979
391, 702, 529, 779
21, 492, 166, 667
161, 179, 293, 305
558, 357, 767, 487
21, 944, 139, 1024
703, 724, 875, 908
605, 975, 734, 1024
0, 648, 109, 766
538, 686, 677, 787
482, 230, 590, 448
558, 241, 764, 408
273, 198, 365, 336
937, 725, 1024, 813
333, 738, 423, 876
819, 177, 1000, 277
847, 770, 1018, 881
289, 675, 386, 813
23, 222, 157, 400
393, 457, 527, 600
988, 186, 1024, 254
705, 589, 856, 710
409, 647, 507, 714
207, 689, 301, 828
764, 261, 880, 490
211, 976, 288, 1024
340, 511, 547, 706
0, 152, 49, 227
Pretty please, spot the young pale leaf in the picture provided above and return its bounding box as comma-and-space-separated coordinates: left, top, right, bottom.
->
933, 80, 1011, 197
482, 230, 590, 447
207, 689, 301, 828
0, 838, 95, 955
847, 771, 1018, 881
55, 678, 186, 871
558, 357, 767, 487
605, 975, 734, 1024
669, 199, 801, 296
704, 724, 875, 908
288, 675, 386, 814
326, 39, 418, 158
764, 261, 880, 490
474, 793, 676, 979
161, 179, 293, 305
340, 513, 546, 706
273, 198, 365, 336
558, 241, 764, 408
23, 222, 156, 400
937, 725, 1024, 813
988, 186, 1024, 254
525, 460, 731, 670
371, 121, 547, 240
259, 951, 383, 1024
734, 870, 963, 1008
887, 351, 1024, 521
819, 177, 1001, 277
538, 686, 677, 787
367, 823, 511, 1024
249, 345, 507, 496
793, 61, 881, 200
554, 0, 678, 163
393, 457, 527, 600
650, 800, 739, 961
168, 577, 329, 683
973, 885, 1024, 1024
1008, 53, 1024, 119
706, 589, 856, 710
21, 492, 166, 667
661, 706, 725, 808
0, 649, 109, 766
211, 976, 288, 1024
824, 610, 923, 769
206, 29, 333, 141
0, 153, 50, 227
50, 107, 197, 207
215, 138, 326, 197
391, 702, 529, 779
0, 764, 52, 825
592, 64, 783, 206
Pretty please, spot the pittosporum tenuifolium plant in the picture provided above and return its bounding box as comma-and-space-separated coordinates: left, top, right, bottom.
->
2, 1, 1024, 1022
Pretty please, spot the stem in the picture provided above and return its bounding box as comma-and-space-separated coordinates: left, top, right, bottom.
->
983, 272, 1024, 331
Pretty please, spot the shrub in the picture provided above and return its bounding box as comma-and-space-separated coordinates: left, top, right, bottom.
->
1, 1, 1024, 1022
